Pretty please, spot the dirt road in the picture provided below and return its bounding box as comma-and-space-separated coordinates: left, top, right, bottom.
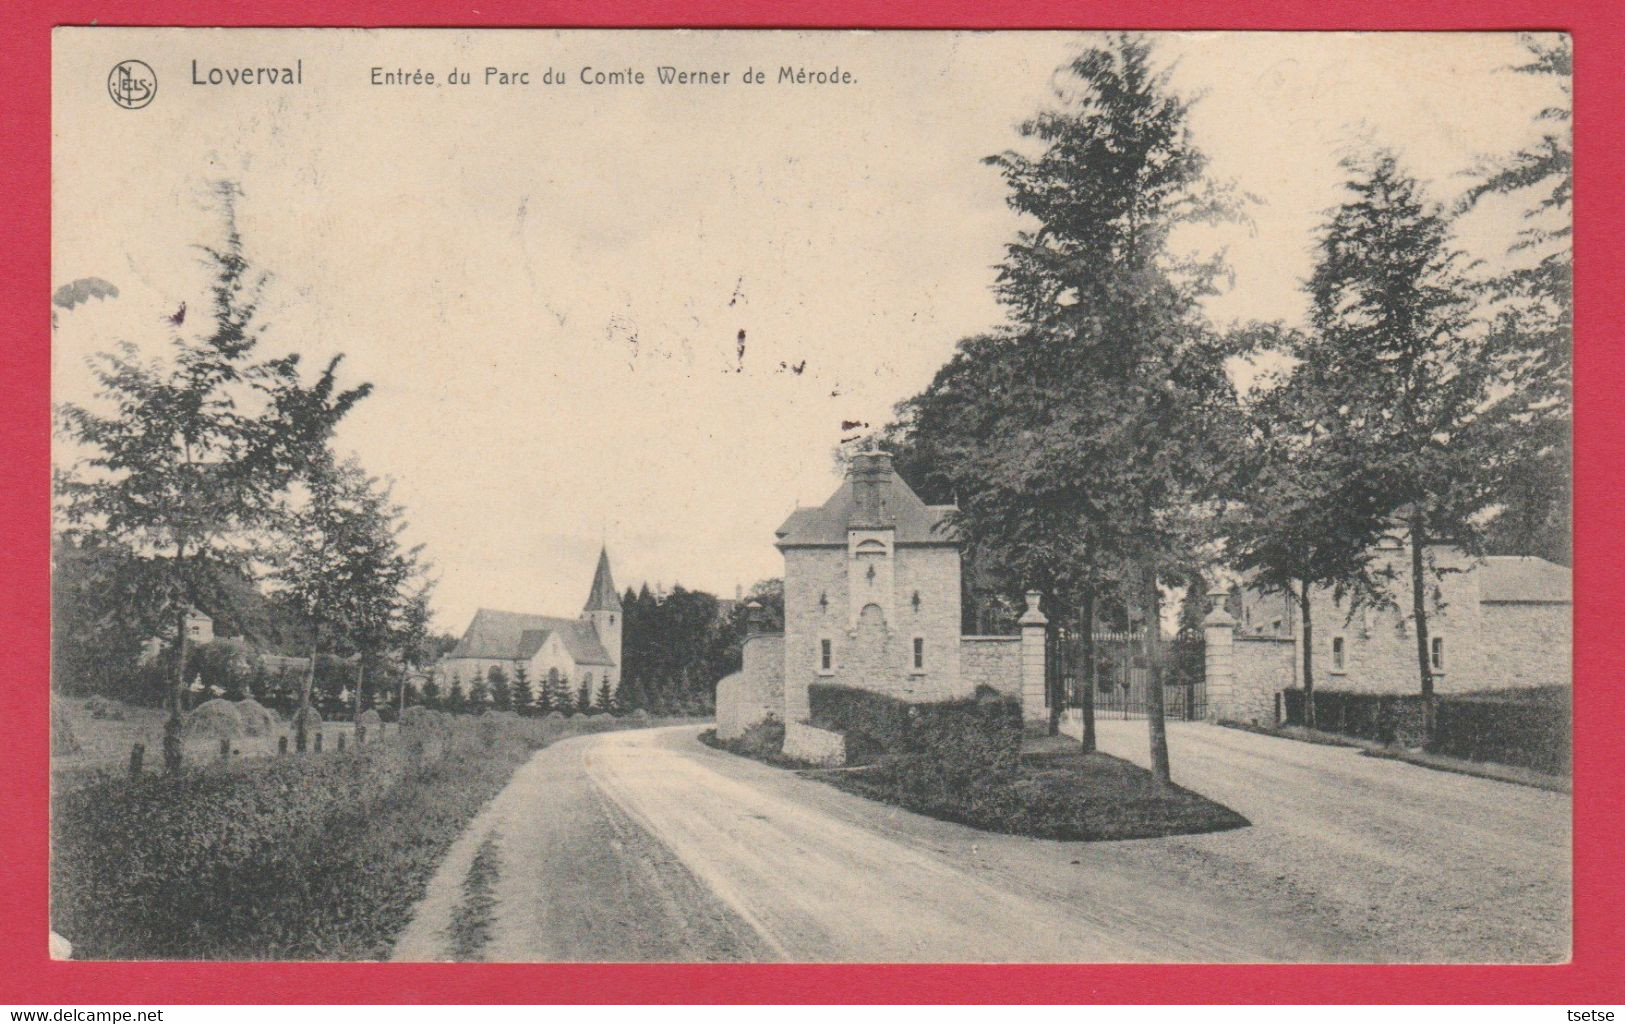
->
393, 723, 1569, 963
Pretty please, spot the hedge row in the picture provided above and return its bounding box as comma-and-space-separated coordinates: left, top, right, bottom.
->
1281, 686, 1570, 775
1433, 688, 1570, 775
807, 683, 1022, 782
1282, 688, 1428, 746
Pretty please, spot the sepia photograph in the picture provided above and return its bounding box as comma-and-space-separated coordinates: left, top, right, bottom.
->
48, 28, 1572, 965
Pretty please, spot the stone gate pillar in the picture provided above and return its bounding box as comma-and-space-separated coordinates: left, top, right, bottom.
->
1019, 590, 1049, 736
1203, 587, 1236, 722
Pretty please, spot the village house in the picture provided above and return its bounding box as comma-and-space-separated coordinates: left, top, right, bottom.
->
1219, 539, 1572, 724
717, 449, 1048, 761
436, 547, 623, 699
137, 606, 216, 663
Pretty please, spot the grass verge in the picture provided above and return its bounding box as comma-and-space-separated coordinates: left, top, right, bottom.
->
697, 719, 811, 768
447, 834, 502, 961
51, 713, 689, 960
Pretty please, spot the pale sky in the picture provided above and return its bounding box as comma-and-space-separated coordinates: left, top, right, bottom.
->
52, 29, 1567, 633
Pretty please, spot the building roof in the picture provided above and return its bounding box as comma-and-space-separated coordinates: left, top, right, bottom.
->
1479, 556, 1571, 604
775, 478, 958, 548
448, 609, 616, 666
584, 546, 622, 612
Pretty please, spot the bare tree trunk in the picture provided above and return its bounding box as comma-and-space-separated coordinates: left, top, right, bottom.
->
1142, 566, 1172, 786
354, 661, 366, 732
1409, 511, 1435, 743
1299, 580, 1316, 731
164, 601, 189, 773
1047, 617, 1064, 735
1079, 589, 1097, 753
298, 642, 317, 752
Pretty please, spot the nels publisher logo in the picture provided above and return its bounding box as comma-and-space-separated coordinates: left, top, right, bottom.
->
108, 59, 157, 109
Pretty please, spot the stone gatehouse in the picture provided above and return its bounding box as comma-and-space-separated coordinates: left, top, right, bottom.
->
715, 448, 1048, 761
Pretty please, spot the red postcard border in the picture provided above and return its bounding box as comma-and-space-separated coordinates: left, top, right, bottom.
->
3, 0, 1621, 1005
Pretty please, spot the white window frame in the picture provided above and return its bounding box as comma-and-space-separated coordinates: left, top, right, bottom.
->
910, 636, 926, 674
818, 636, 835, 676
1330, 635, 1347, 674
1430, 634, 1446, 674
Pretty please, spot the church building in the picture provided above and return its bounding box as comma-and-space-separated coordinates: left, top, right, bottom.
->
437, 547, 623, 701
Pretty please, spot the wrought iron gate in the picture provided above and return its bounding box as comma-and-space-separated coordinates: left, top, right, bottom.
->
1047, 626, 1207, 721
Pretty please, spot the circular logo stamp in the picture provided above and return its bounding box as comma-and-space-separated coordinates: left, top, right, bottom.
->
108, 60, 157, 109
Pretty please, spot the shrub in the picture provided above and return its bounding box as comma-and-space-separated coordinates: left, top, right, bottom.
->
808, 683, 1021, 783
399, 705, 440, 732
732, 717, 787, 759
1432, 687, 1570, 775
1282, 688, 1427, 746
1283, 685, 1570, 775
52, 740, 414, 958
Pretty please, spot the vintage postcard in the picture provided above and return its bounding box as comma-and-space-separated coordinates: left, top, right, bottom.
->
49, 28, 1572, 964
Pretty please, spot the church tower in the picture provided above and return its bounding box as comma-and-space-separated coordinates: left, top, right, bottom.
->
582, 546, 623, 686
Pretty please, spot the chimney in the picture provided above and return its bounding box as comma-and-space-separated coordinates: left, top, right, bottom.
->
849, 449, 895, 529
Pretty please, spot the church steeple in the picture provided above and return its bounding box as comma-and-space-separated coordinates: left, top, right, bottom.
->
584, 546, 622, 613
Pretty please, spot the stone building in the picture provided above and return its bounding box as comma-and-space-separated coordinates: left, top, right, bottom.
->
716, 448, 1048, 761
1214, 539, 1571, 724
137, 606, 215, 663
436, 547, 623, 701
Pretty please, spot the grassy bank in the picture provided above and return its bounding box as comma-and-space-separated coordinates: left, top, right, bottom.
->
51, 714, 683, 960
702, 726, 1249, 842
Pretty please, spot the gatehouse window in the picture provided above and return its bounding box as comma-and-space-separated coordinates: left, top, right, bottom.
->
1430, 636, 1446, 673
1331, 636, 1347, 673
819, 638, 834, 674
912, 637, 925, 672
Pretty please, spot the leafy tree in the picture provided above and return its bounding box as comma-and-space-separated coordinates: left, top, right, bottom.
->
891, 35, 1245, 776
619, 582, 737, 714
50, 536, 169, 699
511, 663, 533, 714
1461, 35, 1572, 564
54, 182, 370, 762
347, 481, 427, 725
270, 455, 414, 745
393, 590, 436, 716
1222, 330, 1393, 726
1303, 151, 1512, 738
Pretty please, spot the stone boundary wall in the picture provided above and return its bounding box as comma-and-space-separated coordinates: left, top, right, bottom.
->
960, 636, 1021, 698
715, 632, 784, 740
1230, 635, 1295, 725
783, 720, 847, 766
